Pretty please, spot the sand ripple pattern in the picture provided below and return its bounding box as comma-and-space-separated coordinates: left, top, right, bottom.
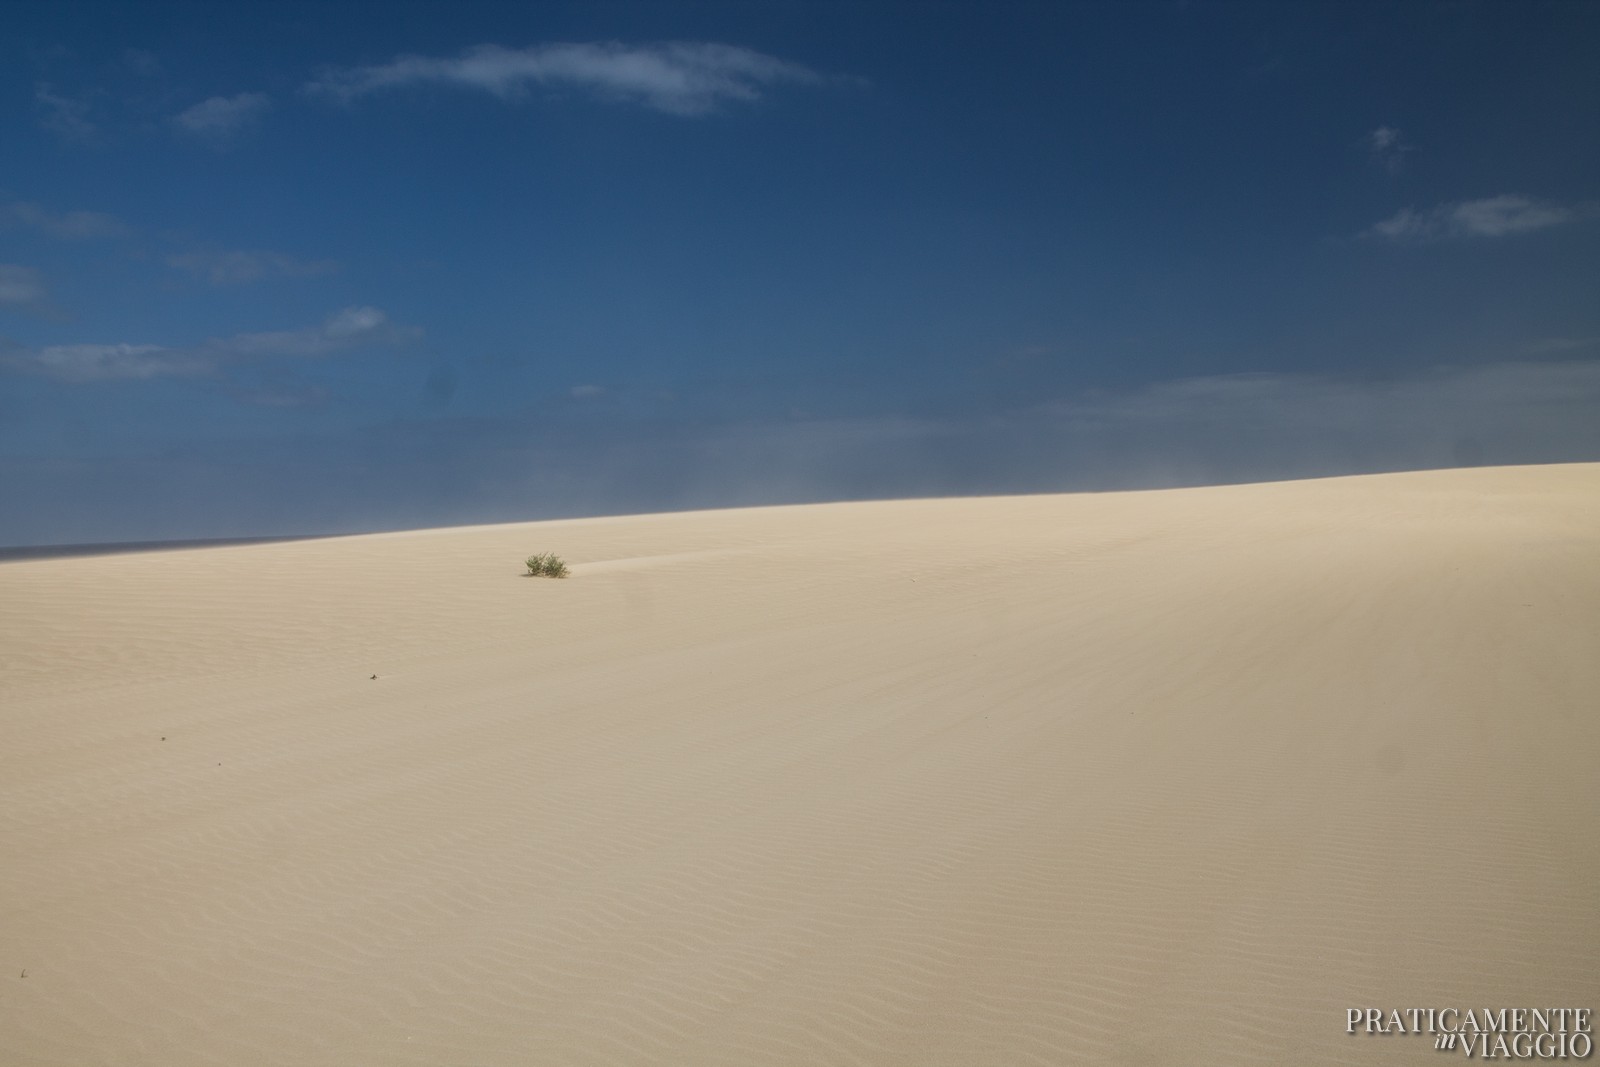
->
2, 465, 1597, 1064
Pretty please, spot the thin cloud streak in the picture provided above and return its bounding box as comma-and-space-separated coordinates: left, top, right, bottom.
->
173, 92, 272, 137
166, 248, 339, 285
306, 41, 828, 115
1523, 337, 1600, 356
3, 197, 332, 286
216, 306, 414, 359
2, 198, 131, 240
0, 265, 53, 314
231, 383, 332, 408
1365, 195, 1582, 241
1045, 361, 1600, 449
34, 83, 96, 141
702, 359, 1600, 500
15, 342, 203, 382
0, 306, 417, 383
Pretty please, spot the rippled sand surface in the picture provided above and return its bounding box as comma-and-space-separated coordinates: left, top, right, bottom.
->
3, 464, 1596, 1065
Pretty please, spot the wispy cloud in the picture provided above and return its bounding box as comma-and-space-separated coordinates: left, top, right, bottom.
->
1523, 336, 1600, 356
4, 197, 331, 287
1364, 195, 1583, 241
706, 360, 1600, 501
306, 41, 828, 115
172, 92, 272, 138
9, 342, 204, 382
1048, 361, 1600, 432
1366, 125, 1413, 174
214, 306, 415, 359
1, 306, 417, 383
1, 198, 131, 240
34, 83, 96, 141
123, 49, 162, 77
232, 383, 332, 408
165, 248, 338, 285
0, 265, 54, 315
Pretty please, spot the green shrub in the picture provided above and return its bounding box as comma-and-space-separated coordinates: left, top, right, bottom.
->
525, 553, 570, 578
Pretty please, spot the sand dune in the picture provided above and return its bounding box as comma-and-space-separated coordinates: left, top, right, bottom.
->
2, 464, 1596, 1065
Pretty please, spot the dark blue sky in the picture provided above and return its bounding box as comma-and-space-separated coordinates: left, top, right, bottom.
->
3, 1, 1598, 544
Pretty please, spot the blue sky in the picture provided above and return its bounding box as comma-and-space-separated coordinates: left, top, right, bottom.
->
2, 0, 1598, 545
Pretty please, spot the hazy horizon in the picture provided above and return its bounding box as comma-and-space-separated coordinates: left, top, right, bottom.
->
3, 1, 1598, 544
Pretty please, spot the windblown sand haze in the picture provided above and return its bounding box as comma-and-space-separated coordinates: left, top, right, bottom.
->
2, 464, 1597, 1065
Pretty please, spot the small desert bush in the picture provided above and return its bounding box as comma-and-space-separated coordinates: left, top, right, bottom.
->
525, 553, 570, 578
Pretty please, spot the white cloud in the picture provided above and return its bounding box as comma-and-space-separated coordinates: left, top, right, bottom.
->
1368, 126, 1401, 151
1448, 195, 1573, 236
570, 384, 605, 398
206, 306, 415, 360
0, 306, 417, 383
2, 199, 131, 240
34, 83, 96, 141
1366, 125, 1412, 174
165, 248, 338, 285
1364, 195, 1581, 241
173, 92, 272, 137
306, 41, 826, 115
0, 265, 51, 314
1366, 207, 1428, 241
26, 343, 206, 382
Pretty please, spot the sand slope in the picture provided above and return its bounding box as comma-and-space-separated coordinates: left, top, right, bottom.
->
2, 464, 1597, 1065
